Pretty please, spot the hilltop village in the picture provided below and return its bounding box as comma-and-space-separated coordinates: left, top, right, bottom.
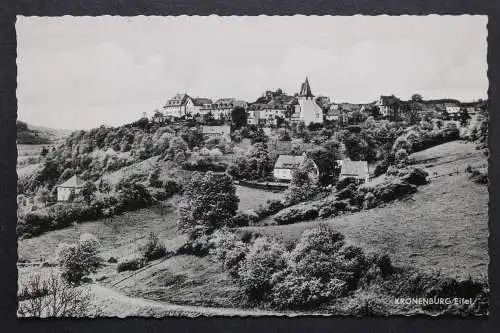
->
17, 77, 489, 316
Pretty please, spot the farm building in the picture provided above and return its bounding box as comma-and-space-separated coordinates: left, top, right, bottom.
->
338, 159, 369, 184
56, 175, 85, 202
273, 153, 319, 182
202, 125, 231, 141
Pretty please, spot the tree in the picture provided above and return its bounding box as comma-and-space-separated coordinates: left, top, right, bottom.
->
35, 186, 51, 207
180, 128, 204, 149
411, 93, 423, 102
56, 233, 101, 284
306, 146, 340, 185
251, 127, 269, 144
177, 171, 239, 234
284, 158, 321, 205
344, 133, 368, 161
459, 108, 471, 127
231, 106, 248, 129
248, 143, 275, 179
81, 181, 97, 205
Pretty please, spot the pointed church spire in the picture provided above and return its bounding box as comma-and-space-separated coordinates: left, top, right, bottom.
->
299, 77, 314, 98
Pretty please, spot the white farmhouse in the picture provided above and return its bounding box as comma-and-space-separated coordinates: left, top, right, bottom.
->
338, 159, 369, 184
56, 175, 85, 202
273, 153, 319, 182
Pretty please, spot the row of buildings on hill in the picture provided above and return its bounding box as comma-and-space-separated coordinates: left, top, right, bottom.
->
158, 78, 326, 126
155, 78, 484, 127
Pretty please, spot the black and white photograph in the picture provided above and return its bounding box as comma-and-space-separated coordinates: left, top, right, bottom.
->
15, 15, 489, 317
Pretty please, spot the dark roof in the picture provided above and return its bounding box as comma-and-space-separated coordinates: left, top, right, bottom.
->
274, 155, 306, 169
298, 77, 314, 98
339, 160, 369, 179
164, 93, 191, 107
192, 98, 213, 106
58, 175, 85, 188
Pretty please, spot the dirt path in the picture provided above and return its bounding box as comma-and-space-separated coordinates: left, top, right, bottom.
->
88, 284, 313, 317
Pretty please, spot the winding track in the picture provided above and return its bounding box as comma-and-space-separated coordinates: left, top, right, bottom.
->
88, 284, 321, 317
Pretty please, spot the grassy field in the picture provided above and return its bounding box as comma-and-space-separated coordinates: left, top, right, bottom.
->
18, 183, 283, 262
17, 144, 46, 167
235, 185, 283, 211
244, 141, 489, 280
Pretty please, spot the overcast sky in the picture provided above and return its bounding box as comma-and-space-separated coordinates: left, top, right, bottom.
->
17, 15, 487, 130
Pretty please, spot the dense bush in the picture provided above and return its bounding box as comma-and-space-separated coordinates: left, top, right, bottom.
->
56, 233, 101, 284
274, 205, 319, 225
336, 177, 358, 191
466, 166, 488, 185
117, 255, 146, 272
139, 232, 167, 261
177, 231, 215, 257
358, 178, 417, 206
399, 167, 429, 186
182, 156, 228, 172
271, 225, 368, 309
19, 203, 99, 238
237, 236, 287, 303
254, 199, 285, 220
210, 229, 248, 277
230, 211, 259, 227
115, 179, 153, 211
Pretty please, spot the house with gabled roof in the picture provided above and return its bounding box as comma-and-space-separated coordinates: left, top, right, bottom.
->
338, 159, 369, 184
56, 175, 85, 202
273, 153, 319, 182
163, 93, 194, 118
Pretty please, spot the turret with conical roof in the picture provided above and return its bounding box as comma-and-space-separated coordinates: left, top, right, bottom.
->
298, 77, 314, 98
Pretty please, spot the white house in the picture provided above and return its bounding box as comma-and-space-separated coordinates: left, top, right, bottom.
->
445, 103, 462, 118
56, 175, 85, 202
338, 159, 369, 184
162, 94, 194, 118
273, 153, 319, 182
202, 125, 231, 141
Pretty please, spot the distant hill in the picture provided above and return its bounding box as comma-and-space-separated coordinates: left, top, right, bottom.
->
17, 120, 72, 144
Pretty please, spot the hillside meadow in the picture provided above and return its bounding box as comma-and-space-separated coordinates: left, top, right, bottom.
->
244, 141, 488, 280
17, 141, 489, 315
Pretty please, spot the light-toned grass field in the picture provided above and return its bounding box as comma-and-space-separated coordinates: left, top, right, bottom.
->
235, 185, 283, 211
17, 144, 45, 167
18, 184, 281, 262
244, 141, 489, 280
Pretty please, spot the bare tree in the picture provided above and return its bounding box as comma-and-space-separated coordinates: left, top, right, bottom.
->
18, 270, 98, 317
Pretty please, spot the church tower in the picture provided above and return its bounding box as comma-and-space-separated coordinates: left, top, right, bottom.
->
296, 77, 323, 125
